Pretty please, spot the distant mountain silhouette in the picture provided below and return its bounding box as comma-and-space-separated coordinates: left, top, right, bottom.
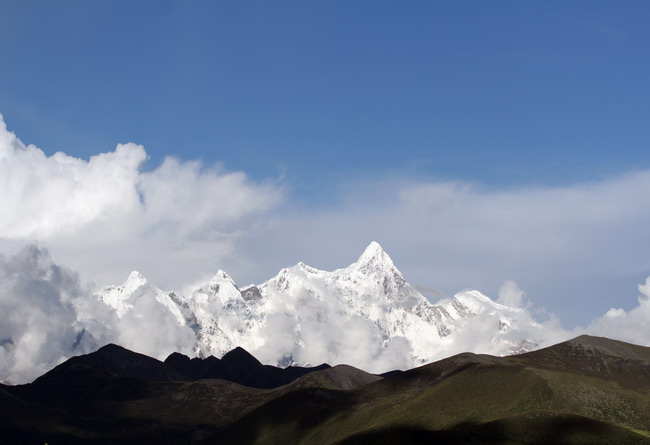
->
3, 335, 650, 445
32, 343, 330, 392
34, 343, 186, 384
164, 346, 330, 388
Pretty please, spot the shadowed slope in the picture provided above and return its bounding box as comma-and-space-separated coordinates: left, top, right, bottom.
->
210, 336, 650, 445
2, 336, 650, 445
285, 364, 383, 391
30, 343, 330, 391
33, 344, 185, 386
2, 344, 334, 443
164, 346, 330, 388
336, 414, 650, 445
512, 334, 650, 387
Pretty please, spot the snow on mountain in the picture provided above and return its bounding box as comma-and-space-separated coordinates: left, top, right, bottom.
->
97, 270, 185, 324
169, 270, 264, 358
94, 242, 546, 372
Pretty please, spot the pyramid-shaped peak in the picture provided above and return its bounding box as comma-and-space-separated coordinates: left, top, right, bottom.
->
353, 241, 400, 277
357, 241, 394, 266
127, 270, 146, 282
123, 271, 147, 292
213, 269, 234, 282
364, 241, 384, 255
221, 346, 263, 368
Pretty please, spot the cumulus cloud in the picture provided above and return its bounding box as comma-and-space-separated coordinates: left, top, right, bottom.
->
250, 285, 413, 372
497, 280, 527, 308
639, 277, 650, 304
582, 277, 650, 346
109, 290, 197, 360
0, 246, 87, 383
0, 245, 199, 384
0, 115, 283, 289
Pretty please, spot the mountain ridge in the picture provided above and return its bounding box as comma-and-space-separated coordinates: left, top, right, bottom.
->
3, 335, 649, 444
30, 342, 331, 391
91, 241, 551, 373
213, 335, 650, 445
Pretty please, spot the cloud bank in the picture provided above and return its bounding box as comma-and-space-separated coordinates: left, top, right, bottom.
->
0, 114, 283, 289
0, 246, 198, 383
0, 246, 83, 383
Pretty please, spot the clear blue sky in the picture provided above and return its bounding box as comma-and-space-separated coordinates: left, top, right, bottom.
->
2, 1, 649, 200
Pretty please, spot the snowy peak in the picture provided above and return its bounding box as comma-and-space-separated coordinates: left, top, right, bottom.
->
96, 270, 149, 317
212, 269, 235, 284
124, 271, 147, 293
347, 241, 409, 299
95, 271, 187, 327
90, 240, 544, 373
351, 241, 401, 278
356, 241, 394, 268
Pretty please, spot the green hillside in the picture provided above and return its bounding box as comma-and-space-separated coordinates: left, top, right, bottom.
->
210, 336, 650, 444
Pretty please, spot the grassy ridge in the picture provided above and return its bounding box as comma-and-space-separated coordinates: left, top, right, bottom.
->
210, 338, 650, 444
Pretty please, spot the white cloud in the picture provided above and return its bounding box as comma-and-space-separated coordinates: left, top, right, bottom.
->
110, 290, 197, 361
639, 277, 650, 304
0, 245, 200, 384
0, 245, 86, 383
254, 302, 414, 372
582, 277, 650, 346
0, 115, 283, 289
0, 122, 145, 239
497, 280, 526, 308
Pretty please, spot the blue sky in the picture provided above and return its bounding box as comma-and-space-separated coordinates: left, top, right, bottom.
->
2, 1, 649, 194
1, 1, 650, 329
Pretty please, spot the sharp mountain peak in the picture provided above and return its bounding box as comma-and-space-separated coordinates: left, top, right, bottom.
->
355, 241, 394, 267
212, 269, 235, 283
122, 270, 148, 292
221, 346, 263, 368
94, 240, 548, 373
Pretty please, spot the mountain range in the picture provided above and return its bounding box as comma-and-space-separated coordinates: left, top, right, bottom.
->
89, 241, 547, 372
2, 335, 649, 444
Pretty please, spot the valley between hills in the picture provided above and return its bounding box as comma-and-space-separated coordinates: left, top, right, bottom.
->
1, 335, 649, 444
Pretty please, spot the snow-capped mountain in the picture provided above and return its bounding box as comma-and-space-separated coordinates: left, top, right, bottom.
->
98, 271, 184, 324
94, 242, 545, 372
